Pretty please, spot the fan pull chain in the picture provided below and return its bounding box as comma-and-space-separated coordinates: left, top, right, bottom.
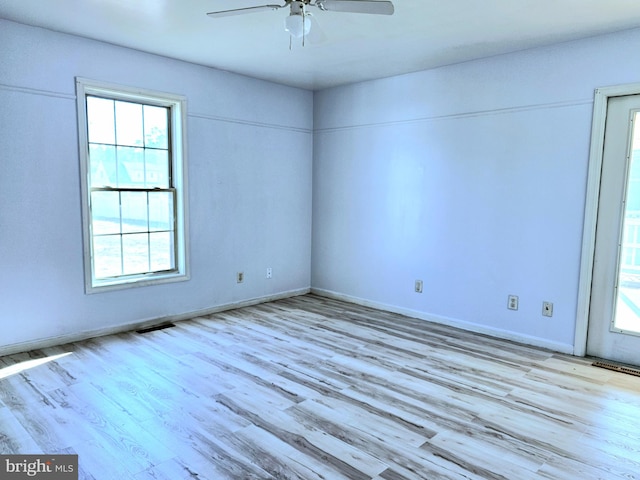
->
302, 13, 306, 47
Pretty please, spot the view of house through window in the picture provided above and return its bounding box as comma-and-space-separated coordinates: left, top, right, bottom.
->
615, 111, 640, 334
77, 79, 188, 292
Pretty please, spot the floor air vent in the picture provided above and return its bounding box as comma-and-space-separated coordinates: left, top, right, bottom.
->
592, 360, 640, 377
136, 323, 176, 334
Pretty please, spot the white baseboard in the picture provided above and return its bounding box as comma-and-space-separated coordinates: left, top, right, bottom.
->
3, 287, 575, 357
311, 288, 575, 355
0, 288, 310, 357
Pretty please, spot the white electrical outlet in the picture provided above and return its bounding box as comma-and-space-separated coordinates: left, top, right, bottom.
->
508, 295, 519, 311
266, 268, 272, 279
542, 301, 553, 317
415, 280, 423, 293
237, 272, 244, 283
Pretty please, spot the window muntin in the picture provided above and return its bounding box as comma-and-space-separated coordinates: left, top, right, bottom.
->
77, 79, 188, 292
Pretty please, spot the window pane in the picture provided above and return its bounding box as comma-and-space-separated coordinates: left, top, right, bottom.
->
148, 192, 174, 232
93, 235, 122, 279
115, 101, 143, 147
630, 151, 640, 180
87, 97, 115, 145
121, 192, 148, 234
150, 231, 174, 271
122, 233, 149, 275
145, 149, 169, 188
91, 191, 121, 235
117, 146, 145, 188
144, 105, 168, 149
79, 80, 186, 290
625, 226, 634, 244
89, 144, 117, 188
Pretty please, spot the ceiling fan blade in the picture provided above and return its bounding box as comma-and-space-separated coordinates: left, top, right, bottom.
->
316, 0, 394, 15
207, 4, 284, 18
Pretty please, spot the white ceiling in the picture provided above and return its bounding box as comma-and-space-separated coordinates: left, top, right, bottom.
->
2, 0, 640, 90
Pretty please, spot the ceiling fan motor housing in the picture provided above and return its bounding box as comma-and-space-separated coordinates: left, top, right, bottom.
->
291, 1, 306, 14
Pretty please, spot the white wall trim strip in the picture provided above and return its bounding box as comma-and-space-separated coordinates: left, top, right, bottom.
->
189, 111, 312, 134
314, 98, 593, 134
0, 82, 310, 134
0, 82, 76, 100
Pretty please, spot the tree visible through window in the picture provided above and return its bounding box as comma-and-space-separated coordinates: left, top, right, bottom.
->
77, 79, 188, 292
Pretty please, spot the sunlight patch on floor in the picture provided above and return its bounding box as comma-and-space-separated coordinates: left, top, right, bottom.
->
0, 352, 73, 380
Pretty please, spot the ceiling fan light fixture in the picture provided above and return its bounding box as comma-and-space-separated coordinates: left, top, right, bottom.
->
284, 12, 311, 38
207, 0, 395, 44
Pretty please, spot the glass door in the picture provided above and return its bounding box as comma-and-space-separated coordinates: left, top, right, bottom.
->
587, 94, 640, 366
613, 111, 640, 336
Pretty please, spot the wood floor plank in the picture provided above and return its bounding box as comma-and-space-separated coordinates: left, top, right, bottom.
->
133, 456, 213, 480
136, 408, 261, 479
227, 424, 353, 480
293, 395, 431, 448
214, 391, 376, 480
1, 294, 640, 479
287, 400, 472, 480
0, 406, 42, 454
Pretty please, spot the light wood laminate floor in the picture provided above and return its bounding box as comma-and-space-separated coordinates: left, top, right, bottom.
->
1, 294, 640, 479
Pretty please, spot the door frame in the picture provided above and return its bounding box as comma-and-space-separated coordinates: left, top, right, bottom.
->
575, 82, 640, 356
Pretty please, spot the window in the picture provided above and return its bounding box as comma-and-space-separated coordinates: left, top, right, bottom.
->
76, 78, 189, 292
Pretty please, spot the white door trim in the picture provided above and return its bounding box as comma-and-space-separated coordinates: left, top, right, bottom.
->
575, 82, 640, 356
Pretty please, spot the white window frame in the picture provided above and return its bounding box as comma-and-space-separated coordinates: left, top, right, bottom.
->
76, 77, 189, 293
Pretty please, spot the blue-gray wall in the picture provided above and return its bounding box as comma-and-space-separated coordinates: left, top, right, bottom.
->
0, 20, 313, 353
4, 17, 640, 355
312, 28, 640, 353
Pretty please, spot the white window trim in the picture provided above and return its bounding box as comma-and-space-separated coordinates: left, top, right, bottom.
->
76, 77, 190, 293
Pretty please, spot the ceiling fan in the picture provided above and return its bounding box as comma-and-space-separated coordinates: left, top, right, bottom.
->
207, 0, 395, 43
